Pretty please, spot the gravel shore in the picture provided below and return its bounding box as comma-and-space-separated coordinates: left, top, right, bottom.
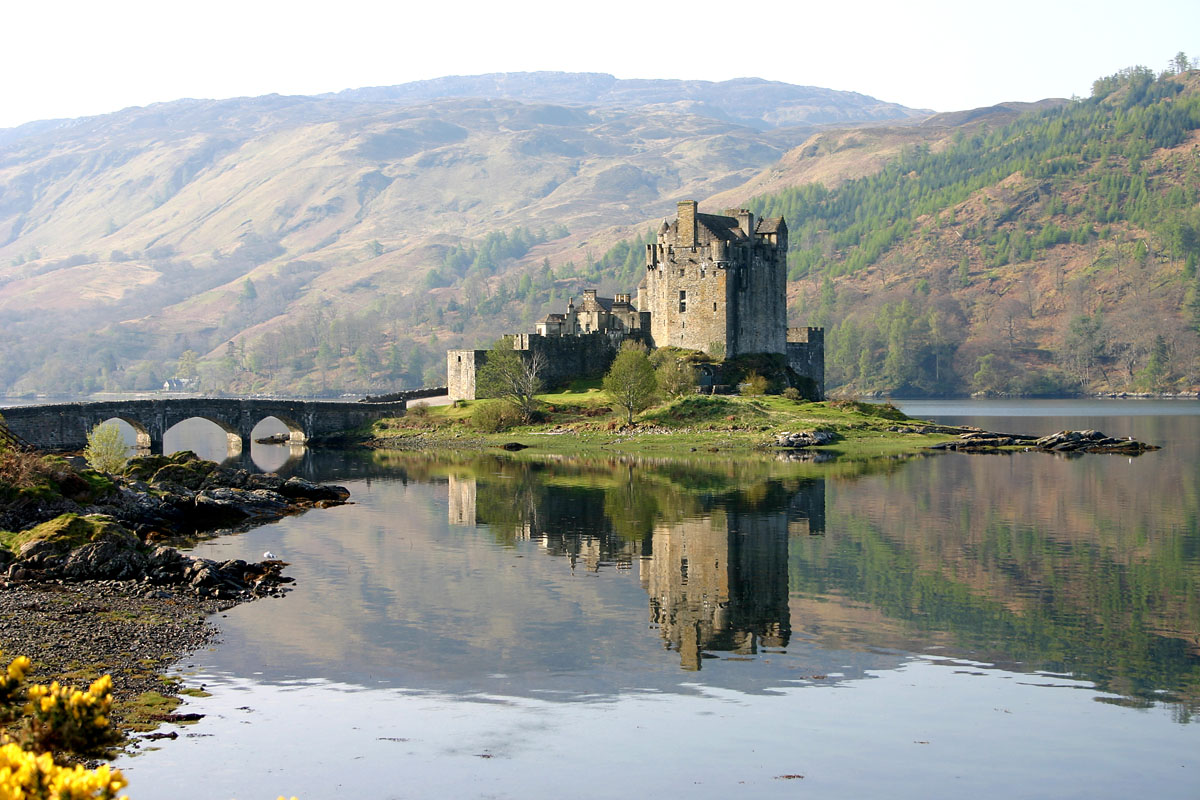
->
0, 577, 251, 746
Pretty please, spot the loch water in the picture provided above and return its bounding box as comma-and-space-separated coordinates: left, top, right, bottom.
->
117, 400, 1200, 799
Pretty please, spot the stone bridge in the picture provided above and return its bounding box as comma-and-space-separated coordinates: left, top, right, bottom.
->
0, 398, 407, 453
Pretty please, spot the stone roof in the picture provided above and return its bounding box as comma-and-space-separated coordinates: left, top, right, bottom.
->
541, 313, 566, 323
755, 217, 786, 234
696, 213, 744, 243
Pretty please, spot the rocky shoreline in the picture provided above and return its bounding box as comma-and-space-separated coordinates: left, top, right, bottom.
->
0, 450, 350, 746
929, 428, 1162, 454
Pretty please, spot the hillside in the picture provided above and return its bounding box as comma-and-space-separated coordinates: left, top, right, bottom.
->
0, 74, 926, 397
748, 67, 1200, 396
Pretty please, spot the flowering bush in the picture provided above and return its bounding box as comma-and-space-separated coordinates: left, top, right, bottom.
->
25, 675, 120, 757
0, 652, 126, 799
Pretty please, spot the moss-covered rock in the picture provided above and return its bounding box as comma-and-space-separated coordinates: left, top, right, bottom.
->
125, 451, 216, 488
149, 461, 216, 490
11, 513, 139, 553
124, 455, 177, 482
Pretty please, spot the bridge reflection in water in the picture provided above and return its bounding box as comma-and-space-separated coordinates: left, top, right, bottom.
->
447, 465, 824, 670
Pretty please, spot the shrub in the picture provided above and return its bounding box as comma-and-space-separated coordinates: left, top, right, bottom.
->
83, 423, 129, 474
472, 402, 522, 433
603, 342, 657, 424
407, 402, 430, 418
0, 449, 51, 494
740, 372, 769, 396
782, 387, 802, 402
655, 358, 697, 399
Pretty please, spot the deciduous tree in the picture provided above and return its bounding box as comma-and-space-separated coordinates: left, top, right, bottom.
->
604, 343, 657, 424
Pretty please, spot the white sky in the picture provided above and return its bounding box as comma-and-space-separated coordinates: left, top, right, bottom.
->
2, 0, 1197, 129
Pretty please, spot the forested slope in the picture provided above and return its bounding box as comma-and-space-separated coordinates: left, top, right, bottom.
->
741, 66, 1200, 395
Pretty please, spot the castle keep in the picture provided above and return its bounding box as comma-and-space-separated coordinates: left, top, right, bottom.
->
641, 200, 788, 357
448, 201, 823, 401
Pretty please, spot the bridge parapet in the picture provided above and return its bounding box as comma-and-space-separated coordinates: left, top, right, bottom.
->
0, 398, 407, 453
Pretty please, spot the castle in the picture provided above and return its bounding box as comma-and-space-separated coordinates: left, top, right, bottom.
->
448, 200, 823, 400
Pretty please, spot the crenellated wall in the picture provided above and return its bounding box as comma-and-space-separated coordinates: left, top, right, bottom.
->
786, 327, 825, 400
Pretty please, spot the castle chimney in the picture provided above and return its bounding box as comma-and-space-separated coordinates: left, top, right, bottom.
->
737, 209, 755, 239
677, 200, 697, 248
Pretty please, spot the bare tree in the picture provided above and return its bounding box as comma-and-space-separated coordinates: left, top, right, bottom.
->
476, 339, 546, 419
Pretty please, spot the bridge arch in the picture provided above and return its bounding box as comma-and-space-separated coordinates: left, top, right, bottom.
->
163, 416, 243, 456
251, 414, 307, 444
94, 416, 152, 451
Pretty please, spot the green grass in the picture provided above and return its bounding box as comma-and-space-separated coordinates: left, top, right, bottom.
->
122, 691, 181, 732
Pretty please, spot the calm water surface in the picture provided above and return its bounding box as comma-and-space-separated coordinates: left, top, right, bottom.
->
115, 401, 1200, 799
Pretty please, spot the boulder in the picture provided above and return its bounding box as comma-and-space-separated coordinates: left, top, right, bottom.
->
62, 537, 148, 580
150, 461, 214, 490
279, 477, 350, 503
194, 488, 293, 524
775, 430, 839, 448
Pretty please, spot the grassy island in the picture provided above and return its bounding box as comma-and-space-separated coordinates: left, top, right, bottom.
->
368, 385, 965, 458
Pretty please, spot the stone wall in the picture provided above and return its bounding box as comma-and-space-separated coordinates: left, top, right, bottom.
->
360, 387, 448, 404
449, 334, 629, 401
786, 327, 825, 400
729, 250, 787, 357
517, 332, 623, 387
643, 258, 730, 355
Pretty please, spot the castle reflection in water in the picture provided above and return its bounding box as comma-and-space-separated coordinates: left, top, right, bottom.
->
448, 471, 825, 670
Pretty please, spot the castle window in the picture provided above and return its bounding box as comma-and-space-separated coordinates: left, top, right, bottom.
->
713, 302, 717, 312
678, 268, 685, 277
678, 290, 686, 313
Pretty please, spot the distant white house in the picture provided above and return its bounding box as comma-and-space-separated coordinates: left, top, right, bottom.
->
161, 378, 196, 392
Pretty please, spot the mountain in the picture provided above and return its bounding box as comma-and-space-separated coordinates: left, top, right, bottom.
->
324, 72, 931, 130
4, 66, 1198, 399
0, 73, 928, 396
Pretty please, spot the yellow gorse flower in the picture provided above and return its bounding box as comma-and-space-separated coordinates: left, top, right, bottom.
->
0, 741, 128, 799
5, 657, 29, 683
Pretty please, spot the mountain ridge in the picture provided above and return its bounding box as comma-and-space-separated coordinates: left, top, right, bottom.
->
322, 71, 932, 130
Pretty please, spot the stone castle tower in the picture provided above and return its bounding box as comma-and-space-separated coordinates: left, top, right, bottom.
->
639, 201, 788, 358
